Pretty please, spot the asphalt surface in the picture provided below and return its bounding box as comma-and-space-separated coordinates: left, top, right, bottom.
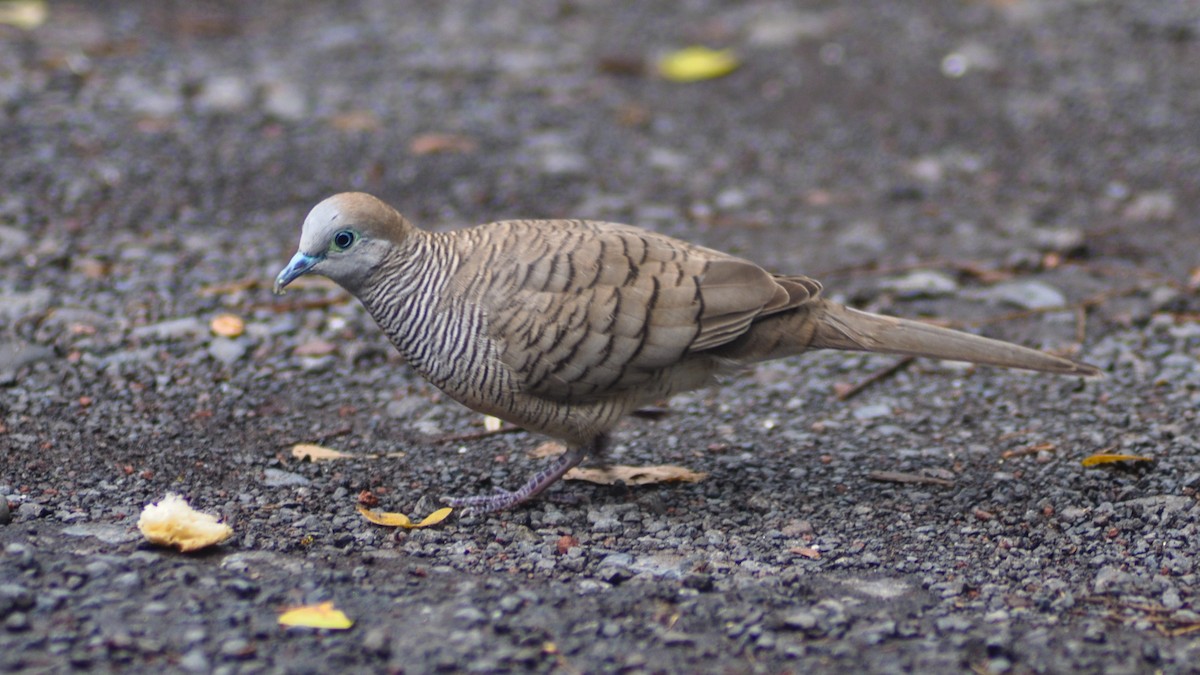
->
2, 1, 1199, 673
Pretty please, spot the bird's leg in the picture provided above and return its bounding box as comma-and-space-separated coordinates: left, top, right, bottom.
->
444, 434, 609, 513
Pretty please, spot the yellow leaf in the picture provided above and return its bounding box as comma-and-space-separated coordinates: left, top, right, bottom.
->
657, 47, 739, 83
414, 507, 454, 527
565, 464, 708, 486
483, 415, 504, 432
357, 505, 453, 528
278, 602, 354, 630
210, 313, 245, 338
1081, 453, 1154, 467
292, 443, 350, 461
0, 0, 47, 30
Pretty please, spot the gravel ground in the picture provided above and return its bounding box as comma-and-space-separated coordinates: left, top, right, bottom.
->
2, 1, 1199, 672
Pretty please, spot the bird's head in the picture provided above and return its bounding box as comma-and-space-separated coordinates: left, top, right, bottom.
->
274, 192, 413, 296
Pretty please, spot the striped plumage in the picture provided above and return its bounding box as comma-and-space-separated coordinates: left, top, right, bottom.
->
275, 192, 1100, 512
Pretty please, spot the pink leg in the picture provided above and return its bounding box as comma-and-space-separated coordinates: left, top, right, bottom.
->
444, 435, 607, 513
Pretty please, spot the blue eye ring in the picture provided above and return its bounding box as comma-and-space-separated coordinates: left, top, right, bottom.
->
331, 229, 357, 251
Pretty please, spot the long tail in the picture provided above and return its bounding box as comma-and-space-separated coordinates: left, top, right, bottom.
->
809, 301, 1101, 377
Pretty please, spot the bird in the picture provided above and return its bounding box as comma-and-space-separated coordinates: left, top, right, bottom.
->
275, 192, 1100, 512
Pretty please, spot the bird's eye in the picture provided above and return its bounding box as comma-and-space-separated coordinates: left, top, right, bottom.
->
331, 229, 357, 251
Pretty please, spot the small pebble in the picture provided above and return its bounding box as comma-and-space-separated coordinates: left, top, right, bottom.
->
879, 270, 959, 298
5, 612, 30, 632
220, 638, 254, 659
853, 403, 892, 421
208, 337, 247, 365
0, 290, 52, 322
0, 225, 31, 257
130, 317, 206, 341
262, 468, 311, 487
17, 502, 47, 519
783, 611, 818, 630
980, 280, 1066, 310
179, 649, 211, 673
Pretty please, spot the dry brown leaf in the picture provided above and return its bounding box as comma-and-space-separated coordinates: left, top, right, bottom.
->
292, 443, 350, 462
789, 546, 821, 559
615, 102, 651, 127
408, 133, 478, 155
528, 441, 567, 459
137, 493, 232, 552
1001, 442, 1057, 459
293, 339, 337, 357
278, 602, 354, 630
329, 110, 380, 132
357, 505, 453, 528
564, 464, 708, 486
1189, 267, 1200, 290
1081, 453, 1154, 467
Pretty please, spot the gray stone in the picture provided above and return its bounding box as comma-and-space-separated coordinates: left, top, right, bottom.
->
62, 523, 140, 544
262, 468, 311, 487
0, 289, 52, 321
935, 615, 972, 633
262, 81, 308, 120
0, 225, 30, 258
195, 75, 253, 113
131, 317, 206, 341
1092, 566, 1132, 593
853, 402, 893, 421
747, 9, 832, 47
16, 502, 46, 519
1120, 495, 1194, 514
880, 270, 959, 298
452, 606, 487, 627
208, 338, 247, 365
179, 649, 211, 673
1123, 190, 1176, 222
114, 73, 183, 117
0, 341, 55, 384
981, 280, 1066, 310
386, 397, 426, 419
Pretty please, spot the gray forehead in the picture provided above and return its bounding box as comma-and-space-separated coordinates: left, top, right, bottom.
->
298, 199, 344, 252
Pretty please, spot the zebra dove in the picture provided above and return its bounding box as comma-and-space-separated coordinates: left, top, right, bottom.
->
275, 192, 1100, 512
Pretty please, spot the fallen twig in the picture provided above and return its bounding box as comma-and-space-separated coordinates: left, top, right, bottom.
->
836, 356, 915, 401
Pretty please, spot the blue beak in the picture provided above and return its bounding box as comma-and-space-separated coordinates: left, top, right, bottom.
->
274, 252, 321, 294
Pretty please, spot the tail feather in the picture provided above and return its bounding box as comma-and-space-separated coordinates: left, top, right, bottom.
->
810, 302, 1101, 377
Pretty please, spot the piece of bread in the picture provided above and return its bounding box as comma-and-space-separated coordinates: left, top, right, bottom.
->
137, 493, 232, 552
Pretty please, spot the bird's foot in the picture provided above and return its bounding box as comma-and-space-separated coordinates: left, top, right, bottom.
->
443, 442, 595, 513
